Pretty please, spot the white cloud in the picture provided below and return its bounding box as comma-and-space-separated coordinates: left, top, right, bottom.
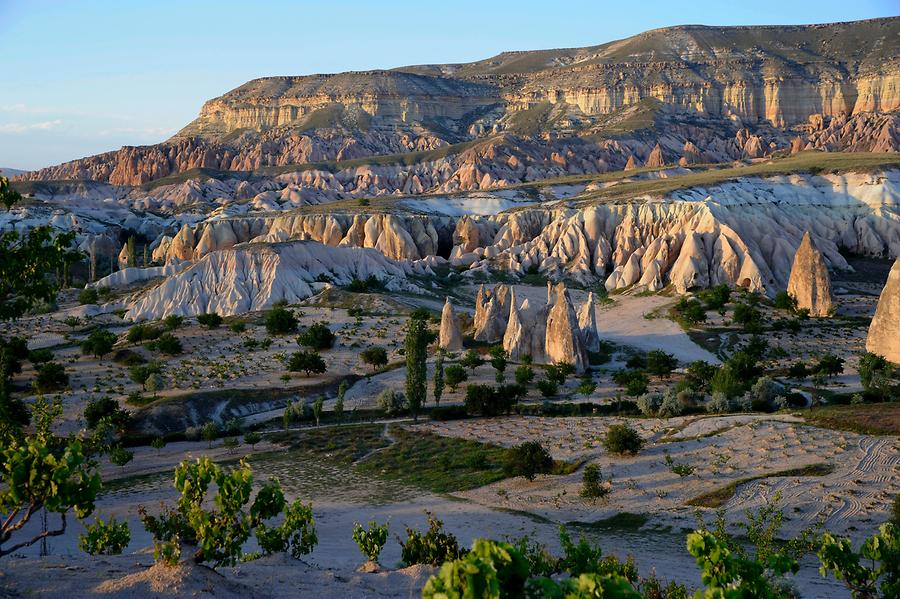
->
0, 119, 63, 133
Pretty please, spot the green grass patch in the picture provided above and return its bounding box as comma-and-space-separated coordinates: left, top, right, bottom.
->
803, 403, 900, 436
266, 423, 389, 463
686, 463, 834, 508
357, 427, 509, 492
570, 512, 649, 531
357, 426, 576, 493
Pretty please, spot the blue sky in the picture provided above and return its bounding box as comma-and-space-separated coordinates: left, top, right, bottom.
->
1, 0, 896, 170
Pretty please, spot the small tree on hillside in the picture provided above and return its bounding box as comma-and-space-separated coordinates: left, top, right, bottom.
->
444, 364, 467, 392
858, 352, 893, 400
288, 351, 327, 377
196, 313, 223, 328
81, 329, 117, 358
312, 396, 324, 427
297, 322, 335, 350
360, 346, 388, 372
265, 304, 298, 335
489, 345, 508, 383
460, 349, 484, 372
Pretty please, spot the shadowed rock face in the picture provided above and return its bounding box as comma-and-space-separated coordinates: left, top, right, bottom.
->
866, 258, 900, 363
787, 232, 836, 317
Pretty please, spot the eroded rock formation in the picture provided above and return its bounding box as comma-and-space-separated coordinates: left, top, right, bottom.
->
787, 232, 836, 317
125, 241, 425, 320
545, 284, 590, 372
866, 257, 900, 363
439, 298, 464, 351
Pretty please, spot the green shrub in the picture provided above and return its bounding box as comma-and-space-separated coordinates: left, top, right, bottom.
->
347, 275, 383, 293
536, 378, 558, 397
128, 362, 162, 389
253, 483, 317, 559
503, 441, 553, 481
196, 313, 223, 328
78, 288, 99, 305
33, 362, 68, 393
636, 392, 663, 416
297, 322, 335, 350
163, 314, 184, 330
672, 297, 706, 325
265, 305, 298, 335
126, 324, 162, 344
78, 517, 130, 555
377, 389, 407, 416
576, 377, 597, 395
287, 350, 326, 377
109, 446, 133, 469
773, 291, 797, 311
699, 284, 731, 310
580, 464, 609, 500
352, 520, 389, 563
460, 349, 484, 372
602, 423, 644, 455
140, 458, 317, 567
201, 422, 220, 447
646, 350, 677, 377
710, 363, 743, 398
27, 348, 53, 364
444, 364, 468, 391
84, 396, 130, 430
400, 512, 463, 566
422, 539, 531, 599
858, 352, 893, 399
80, 329, 117, 358
155, 333, 182, 355
515, 364, 535, 386
244, 431, 262, 446
360, 346, 388, 371
815, 354, 845, 379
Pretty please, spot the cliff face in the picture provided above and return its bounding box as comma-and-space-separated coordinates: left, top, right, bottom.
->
19, 18, 900, 187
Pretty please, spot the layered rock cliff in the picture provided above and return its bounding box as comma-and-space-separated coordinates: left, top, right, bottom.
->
19, 18, 900, 188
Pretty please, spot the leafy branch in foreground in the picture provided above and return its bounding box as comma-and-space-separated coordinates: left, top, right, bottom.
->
0, 398, 101, 557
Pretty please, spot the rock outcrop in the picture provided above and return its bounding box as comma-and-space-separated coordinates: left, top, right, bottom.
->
578, 292, 601, 353
544, 284, 589, 373
473, 284, 511, 343
787, 232, 836, 317
439, 298, 464, 351
866, 258, 900, 363
125, 241, 425, 320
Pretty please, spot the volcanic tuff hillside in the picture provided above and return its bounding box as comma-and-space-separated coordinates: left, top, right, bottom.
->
19, 17, 900, 187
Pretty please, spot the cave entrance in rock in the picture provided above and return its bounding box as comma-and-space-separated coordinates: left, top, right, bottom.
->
739, 277, 751, 288
436, 230, 453, 259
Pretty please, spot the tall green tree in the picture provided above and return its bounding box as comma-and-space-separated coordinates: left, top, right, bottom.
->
433, 350, 445, 407
405, 316, 429, 421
